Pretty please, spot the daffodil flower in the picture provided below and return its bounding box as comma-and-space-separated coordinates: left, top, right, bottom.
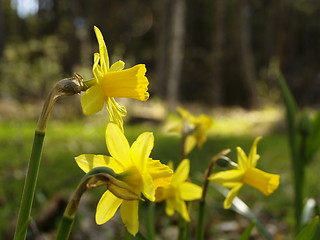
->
75, 123, 172, 235
170, 107, 213, 155
81, 26, 149, 130
155, 159, 202, 221
208, 137, 280, 209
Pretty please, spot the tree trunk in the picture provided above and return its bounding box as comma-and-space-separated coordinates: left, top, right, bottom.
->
208, 0, 225, 107
0, 0, 4, 58
154, 0, 170, 98
166, 0, 186, 107
274, 0, 289, 72
234, 0, 259, 108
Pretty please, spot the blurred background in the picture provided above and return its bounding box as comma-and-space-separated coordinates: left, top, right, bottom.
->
1, 0, 320, 239
1, 0, 320, 110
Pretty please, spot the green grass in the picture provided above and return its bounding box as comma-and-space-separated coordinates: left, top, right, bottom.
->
1, 107, 319, 239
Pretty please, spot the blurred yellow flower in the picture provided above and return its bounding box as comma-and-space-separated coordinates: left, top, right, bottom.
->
170, 107, 213, 155
81, 26, 149, 130
75, 123, 172, 235
208, 137, 280, 209
155, 159, 202, 221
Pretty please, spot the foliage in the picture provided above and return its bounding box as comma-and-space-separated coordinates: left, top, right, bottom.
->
0, 36, 66, 100
0, 115, 294, 239
2, 0, 320, 106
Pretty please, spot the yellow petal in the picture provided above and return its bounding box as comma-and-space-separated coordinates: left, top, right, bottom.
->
92, 53, 103, 82
173, 159, 190, 183
195, 115, 213, 148
120, 200, 139, 236
99, 64, 149, 101
147, 159, 173, 188
184, 135, 197, 155
175, 198, 190, 221
166, 122, 183, 134
96, 191, 123, 224
248, 136, 262, 167
208, 169, 243, 186
242, 167, 280, 196
142, 173, 155, 201
80, 85, 104, 115
130, 132, 154, 171
236, 146, 248, 170
224, 184, 243, 209
109, 60, 125, 72
75, 154, 113, 173
105, 97, 127, 132
198, 115, 213, 129
106, 123, 131, 168
94, 26, 109, 72
155, 186, 175, 202
179, 182, 202, 201
165, 198, 175, 216
177, 107, 192, 119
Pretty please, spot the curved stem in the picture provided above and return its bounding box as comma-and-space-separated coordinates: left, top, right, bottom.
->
55, 216, 74, 240
56, 167, 140, 240
196, 149, 230, 240
13, 74, 83, 240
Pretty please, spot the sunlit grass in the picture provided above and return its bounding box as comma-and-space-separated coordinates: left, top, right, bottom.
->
1, 105, 319, 238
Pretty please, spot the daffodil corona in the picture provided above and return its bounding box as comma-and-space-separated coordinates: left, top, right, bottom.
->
155, 159, 202, 221
81, 26, 149, 130
208, 137, 280, 209
75, 123, 172, 235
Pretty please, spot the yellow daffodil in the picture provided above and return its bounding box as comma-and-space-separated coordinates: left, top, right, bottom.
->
155, 159, 202, 221
81, 26, 149, 130
75, 123, 172, 235
171, 107, 213, 155
208, 137, 280, 209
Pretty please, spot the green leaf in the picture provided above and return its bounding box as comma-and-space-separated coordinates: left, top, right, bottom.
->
214, 185, 272, 240
306, 112, 320, 164
296, 216, 319, 240
239, 222, 256, 240
277, 72, 299, 163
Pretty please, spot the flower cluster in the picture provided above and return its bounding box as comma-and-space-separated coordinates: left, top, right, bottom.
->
74, 26, 280, 236
75, 26, 203, 235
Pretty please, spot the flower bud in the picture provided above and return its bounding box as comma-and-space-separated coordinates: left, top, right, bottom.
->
216, 156, 236, 167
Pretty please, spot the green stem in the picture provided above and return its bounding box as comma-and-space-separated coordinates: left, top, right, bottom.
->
136, 233, 148, 240
179, 130, 188, 162
55, 167, 140, 240
178, 217, 187, 240
13, 131, 45, 240
13, 75, 82, 240
146, 202, 155, 240
196, 149, 230, 240
196, 200, 206, 240
278, 73, 304, 231
184, 220, 190, 240
55, 216, 74, 240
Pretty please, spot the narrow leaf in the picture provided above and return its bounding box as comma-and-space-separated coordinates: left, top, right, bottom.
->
214, 185, 272, 240
296, 216, 319, 240
239, 222, 256, 240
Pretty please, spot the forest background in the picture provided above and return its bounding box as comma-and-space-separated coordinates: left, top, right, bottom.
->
1, 0, 320, 239
1, 0, 320, 110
